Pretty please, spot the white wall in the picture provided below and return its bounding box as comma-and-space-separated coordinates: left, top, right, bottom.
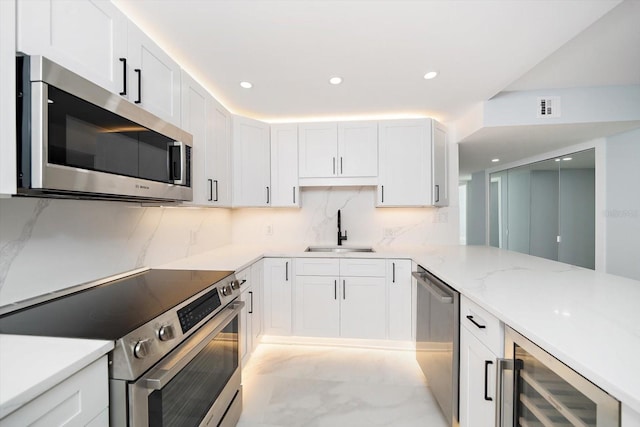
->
0, 198, 232, 305
606, 128, 640, 280
231, 186, 459, 247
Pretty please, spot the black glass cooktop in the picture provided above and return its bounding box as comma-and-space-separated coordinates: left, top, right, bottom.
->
0, 269, 233, 340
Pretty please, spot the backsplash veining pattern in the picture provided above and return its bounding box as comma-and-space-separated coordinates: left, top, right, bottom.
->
0, 198, 232, 305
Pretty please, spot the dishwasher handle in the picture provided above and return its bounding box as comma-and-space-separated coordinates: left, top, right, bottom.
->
412, 271, 454, 304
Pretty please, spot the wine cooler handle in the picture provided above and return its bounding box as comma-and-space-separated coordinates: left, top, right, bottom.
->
496, 358, 513, 427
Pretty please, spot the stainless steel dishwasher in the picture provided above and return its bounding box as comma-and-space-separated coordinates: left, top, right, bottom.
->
413, 265, 460, 427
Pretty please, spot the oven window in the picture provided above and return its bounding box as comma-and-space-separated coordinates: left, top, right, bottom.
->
148, 317, 238, 427
47, 86, 173, 183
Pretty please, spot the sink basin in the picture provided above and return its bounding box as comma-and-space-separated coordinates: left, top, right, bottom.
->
305, 246, 375, 253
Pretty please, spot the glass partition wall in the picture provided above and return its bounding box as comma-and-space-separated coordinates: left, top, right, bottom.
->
489, 149, 595, 269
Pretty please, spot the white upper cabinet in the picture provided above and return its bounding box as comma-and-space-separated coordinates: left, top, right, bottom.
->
378, 118, 448, 207
232, 115, 271, 207
270, 124, 300, 207
432, 121, 449, 206
127, 25, 182, 126
298, 121, 378, 186
206, 96, 232, 206
16, 0, 128, 95
17, 0, 181, 126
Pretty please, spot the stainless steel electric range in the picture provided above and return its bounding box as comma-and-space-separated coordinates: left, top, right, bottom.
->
0, 268, 244, 427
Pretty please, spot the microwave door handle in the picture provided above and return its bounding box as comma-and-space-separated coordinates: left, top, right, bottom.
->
142, 301, 244, 390
170, 141, 187, 185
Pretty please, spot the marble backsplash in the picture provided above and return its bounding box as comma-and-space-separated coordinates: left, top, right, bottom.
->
231, 186, 459, 248
0, 197, 232, 305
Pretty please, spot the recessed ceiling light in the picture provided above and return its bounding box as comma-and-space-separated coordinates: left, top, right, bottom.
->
329, 77, 343, 85
562, 157, 573, 161
423, 71, 438, 80
491, 158, 500, 163
555, 159, 561, 162
240, 81, 253, 89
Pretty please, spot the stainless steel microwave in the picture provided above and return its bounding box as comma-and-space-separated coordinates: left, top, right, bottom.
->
16, 55, 193, 202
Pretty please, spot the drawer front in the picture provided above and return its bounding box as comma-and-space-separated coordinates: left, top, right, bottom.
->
295, 258, 339, 276
2, 357, 108, 427
236, 266, 252, 294
339, 258, 386, 277
461, 296, 504, 356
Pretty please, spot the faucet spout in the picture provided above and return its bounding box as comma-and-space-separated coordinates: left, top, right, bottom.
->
337, 209, 348, 246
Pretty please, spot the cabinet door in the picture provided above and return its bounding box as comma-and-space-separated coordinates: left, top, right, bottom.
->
206, 97, 232, 206
239, 284, 252, 366
459, 326, 496, 427
387, 259, 413, 341
337, 121, 378, 177
181, 72, 209, 205
16, 0, 127, 94
271, 124, 299, 207
432, 121, 449, 206
232, 115, 271, 207
263, 258, 292, 335
298, 123, 338, 178
0, 0, 16, 195
294, 275, 340, 337
250, 260, 264, 349
340, 277, 386, 339
127, 24, 182, 126
378, 119, 432, 206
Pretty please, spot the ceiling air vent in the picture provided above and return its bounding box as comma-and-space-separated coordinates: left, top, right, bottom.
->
537, 96, 561, 118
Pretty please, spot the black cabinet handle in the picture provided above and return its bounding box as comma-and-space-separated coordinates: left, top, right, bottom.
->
333, 157, 336, 175
285, 261, 289, 281
392, 262, 396, 283
343, 280, 346, 300
266, 186, 270, 204
340, 157, 343, 174
248, 291, 254, 314
484, 360, 493, 401
208, 179, 213, 201
119, 58, 127, 96
334, 280, 337, 300
214, 180, 219, 202
293, 186, 296, 204
134, 69, 142, 103
435, 184, 440, 203
466, 315, 486, 329
240, 279, 247, 285
381, 185, 384, 203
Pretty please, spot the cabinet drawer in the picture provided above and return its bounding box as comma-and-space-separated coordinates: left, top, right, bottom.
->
2, 357, 108, 426
339, 258, 386, 277
295, 258, 339, 276
236, 266, 252, 293
461, 296, 504, 356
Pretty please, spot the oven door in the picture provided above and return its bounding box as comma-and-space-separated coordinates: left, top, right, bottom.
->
129, 300, 244, 427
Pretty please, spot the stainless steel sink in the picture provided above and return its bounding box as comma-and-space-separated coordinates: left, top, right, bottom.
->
305, 246, 375, 253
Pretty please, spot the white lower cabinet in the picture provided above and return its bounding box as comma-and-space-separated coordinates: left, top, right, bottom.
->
263, 258, 293, 335
238, 261, 263, 366
459, 296, 504, 427
2, 356, 108, 426
387, 259, 413, 341
294, 258, 387, 340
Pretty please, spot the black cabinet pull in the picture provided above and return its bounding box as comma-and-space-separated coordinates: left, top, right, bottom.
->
343, 280, 346, 300
435, 184, 440, 203
285, 261, 289, 281
334, 280, 337, 300
134, 69, 142, 103
484, 360, 493, 401
266, 186, 270, 204
466, 315, 486, 329
340, 157, 343, 174
293, 186, 296, 204
240, 279, 247, 285
214, 180, 219, 202
249, 291, 254, 314
208, 179, 213, 201
381, 185, 384, 203
392, 262, 396, 283
119, 58, 127, 95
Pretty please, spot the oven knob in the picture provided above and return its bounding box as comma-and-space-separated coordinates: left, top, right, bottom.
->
220, 285, 232, 296
133, 339, 152, 359
158, 325, 176, 342
230, 280, 240, 290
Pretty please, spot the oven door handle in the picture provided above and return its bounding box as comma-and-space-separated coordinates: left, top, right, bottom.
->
141, 300, 244, 390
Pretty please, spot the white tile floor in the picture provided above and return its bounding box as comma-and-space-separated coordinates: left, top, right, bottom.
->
237, 343, 449, 427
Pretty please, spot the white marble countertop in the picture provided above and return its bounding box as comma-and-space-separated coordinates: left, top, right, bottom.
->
157, 243, 640, 413
0, 335, 113, 419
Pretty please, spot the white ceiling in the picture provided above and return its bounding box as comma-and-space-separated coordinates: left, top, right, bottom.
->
113, 0, 624, 123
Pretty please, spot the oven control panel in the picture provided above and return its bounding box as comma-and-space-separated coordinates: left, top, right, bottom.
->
177, 287, 223, 333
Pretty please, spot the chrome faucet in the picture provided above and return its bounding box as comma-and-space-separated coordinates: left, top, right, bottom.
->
337, 209, 348, 246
